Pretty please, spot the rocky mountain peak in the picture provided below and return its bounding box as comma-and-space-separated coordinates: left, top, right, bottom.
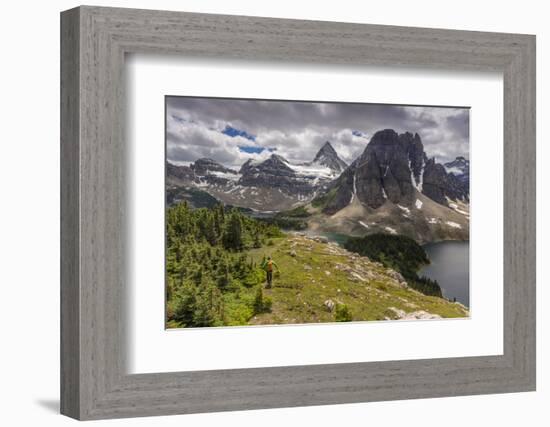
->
313, 141, 337, 160
312, 141, 348, 173
166, 162, 195, 183
444, 156, 469, 172
368, 129, 400, 146
191, 158, 237, 176
318, 129, 469, 214
443, 156, 470, 188
268, 153, 291, 166
237, 153, 307, 194
243, 153, 294, 175
238, 158, 257, 174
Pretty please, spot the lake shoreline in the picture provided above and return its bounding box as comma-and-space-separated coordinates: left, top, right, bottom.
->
293, 229, 470, 308
420, 241, 470, 307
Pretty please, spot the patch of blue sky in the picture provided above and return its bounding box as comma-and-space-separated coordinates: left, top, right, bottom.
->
238, 146, 277, 154
222, 125, 256, 141
238, 146, 264, 154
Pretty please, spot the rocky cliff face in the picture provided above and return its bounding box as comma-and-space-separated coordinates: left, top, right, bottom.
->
320, 129, 468, 215
166, 131, 470, 243
166, 162, 195, 184
423, 158, 469, 204
238, 154, 313, 193
190, 158, 238, 177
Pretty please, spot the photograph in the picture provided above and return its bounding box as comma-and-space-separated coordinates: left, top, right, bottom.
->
165, 96, 470, 328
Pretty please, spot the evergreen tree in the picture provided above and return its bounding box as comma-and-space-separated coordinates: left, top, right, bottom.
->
215, 255, 230, 290
165, 203, 281, 327
172, 281, 197, 326
344, 233, 442, 297
253, 231, 262, 248
193, 280, 223, 327
222, 211, 243, 251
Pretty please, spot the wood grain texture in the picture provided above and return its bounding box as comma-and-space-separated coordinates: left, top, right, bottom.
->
60, 7, 80, 419
60, 6, 536, 420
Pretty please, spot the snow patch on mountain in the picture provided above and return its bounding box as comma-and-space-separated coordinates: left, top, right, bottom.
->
397, 205, 411, 215
445, 221, 462, 229
288, 162, 335, 179
409, 159, 424, 192
444, 166, 464, 175
209, 170, 241, 180
349, 173, 358, 205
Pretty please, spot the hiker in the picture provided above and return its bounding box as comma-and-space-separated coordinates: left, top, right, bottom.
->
261, 256, 279, 289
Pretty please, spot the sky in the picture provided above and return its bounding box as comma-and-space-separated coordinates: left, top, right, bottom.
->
166, 97, 469, 169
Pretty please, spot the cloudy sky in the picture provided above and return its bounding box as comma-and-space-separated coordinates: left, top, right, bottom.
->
166, 97, 469, 169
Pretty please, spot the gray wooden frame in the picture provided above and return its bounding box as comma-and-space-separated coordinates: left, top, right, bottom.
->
60, 5, 536, 421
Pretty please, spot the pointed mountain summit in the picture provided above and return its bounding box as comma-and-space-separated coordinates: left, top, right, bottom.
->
316, 129, 469, 214
312, 141, 348, 174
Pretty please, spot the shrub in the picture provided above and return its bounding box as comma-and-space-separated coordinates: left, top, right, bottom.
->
253, 286, 273, 314
335, 303, 353, 322
262, 296, 273, 312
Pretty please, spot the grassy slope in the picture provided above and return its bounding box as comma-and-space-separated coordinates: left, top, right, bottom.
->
247, 234, 468, 325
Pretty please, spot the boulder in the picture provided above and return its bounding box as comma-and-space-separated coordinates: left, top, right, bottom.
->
324, 299, 336, 312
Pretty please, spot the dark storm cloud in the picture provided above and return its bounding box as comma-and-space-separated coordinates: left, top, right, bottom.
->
166, 97, 469, 168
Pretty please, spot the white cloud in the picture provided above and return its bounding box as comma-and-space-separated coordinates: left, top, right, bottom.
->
166, 98, 469, 168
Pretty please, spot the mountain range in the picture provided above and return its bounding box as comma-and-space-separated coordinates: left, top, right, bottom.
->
167, 141, 347, 211
167, 130, 470, 242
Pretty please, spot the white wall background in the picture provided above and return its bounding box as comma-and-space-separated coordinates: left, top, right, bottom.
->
0, 1, 546, 425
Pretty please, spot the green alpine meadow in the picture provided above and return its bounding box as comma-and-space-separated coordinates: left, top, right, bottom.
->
166, 203, 468, 328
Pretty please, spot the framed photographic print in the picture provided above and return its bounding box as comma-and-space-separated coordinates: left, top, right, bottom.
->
61, 6, 536, 420
164, 97, 471, 328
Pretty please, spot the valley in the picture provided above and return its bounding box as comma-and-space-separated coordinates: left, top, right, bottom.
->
167, 129, 470, 244
165, 203, 469, 329
165, 129, 471, 328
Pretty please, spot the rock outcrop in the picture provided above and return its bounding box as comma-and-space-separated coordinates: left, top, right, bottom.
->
318, 129, 469, 214
190, 158, 238, 177
238, 154, 306, 192
166, 162, 195, 184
